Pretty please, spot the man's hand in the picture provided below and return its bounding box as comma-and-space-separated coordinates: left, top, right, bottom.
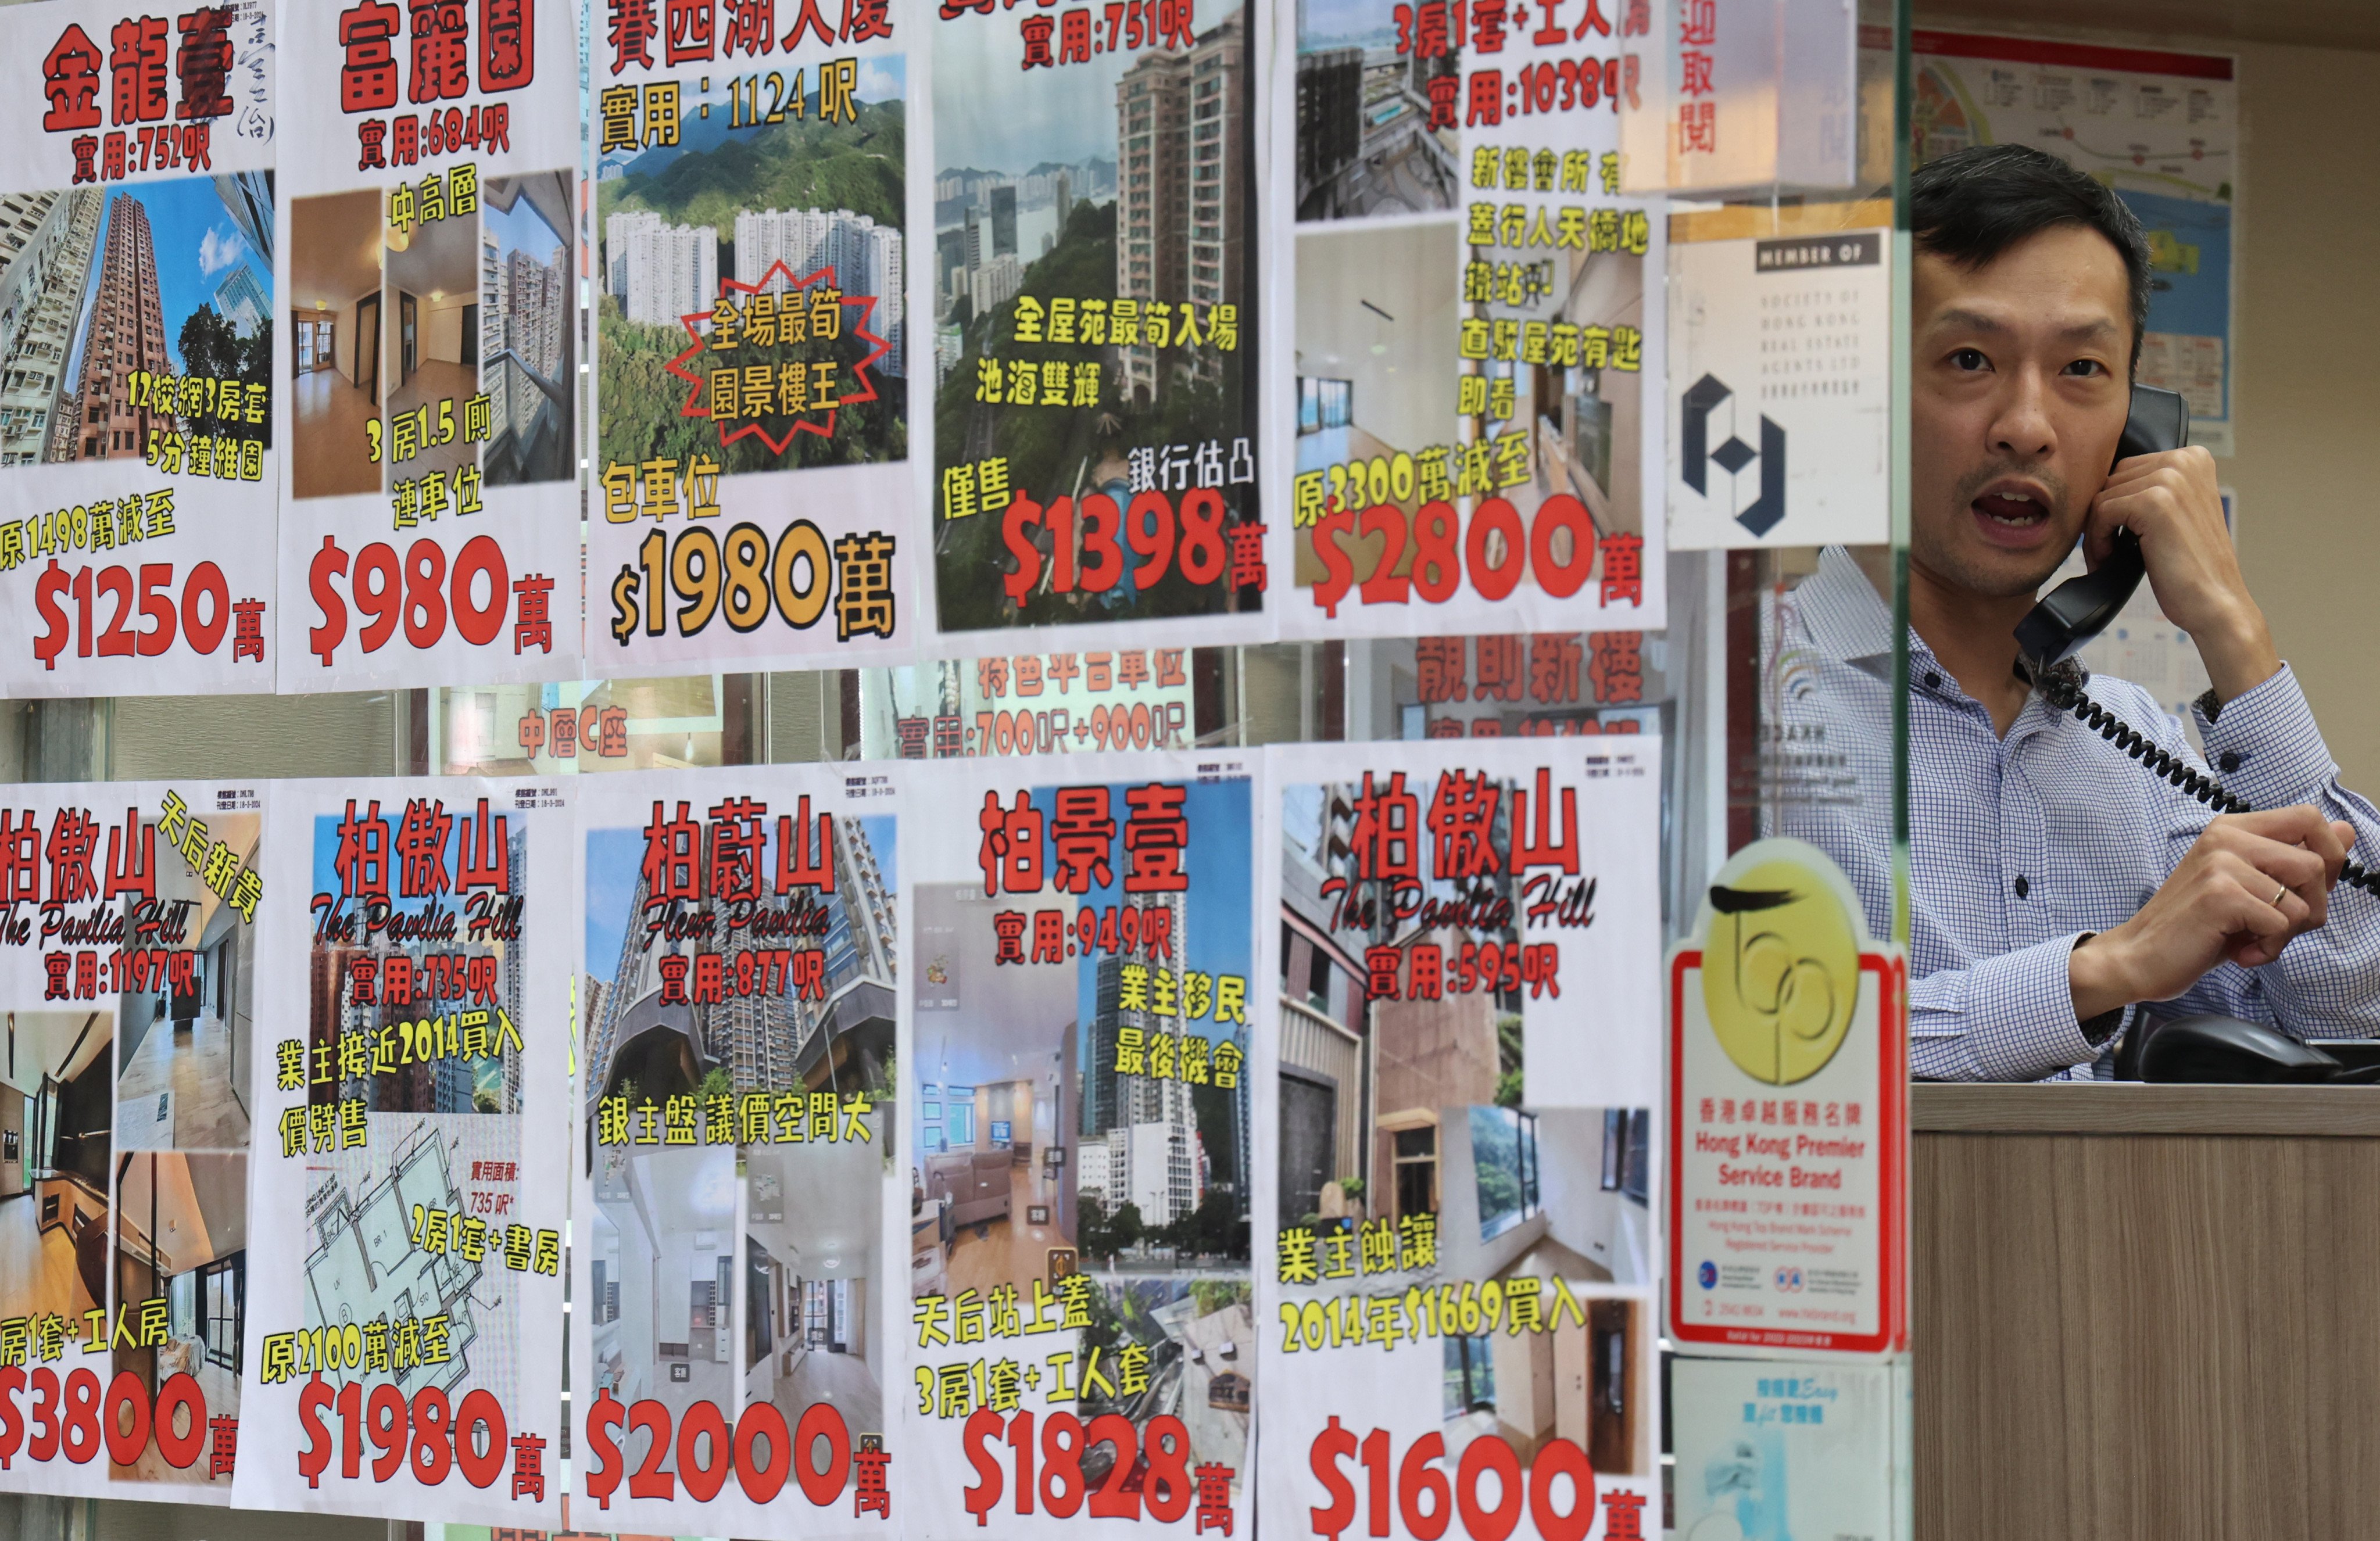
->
2070, 807, 2356, 1019
2089, 443, 2278, 701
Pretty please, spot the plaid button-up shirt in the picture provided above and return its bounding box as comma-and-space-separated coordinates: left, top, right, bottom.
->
1778, 547, 2380, 1081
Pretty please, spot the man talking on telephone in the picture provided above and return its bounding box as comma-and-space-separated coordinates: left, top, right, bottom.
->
1784, 143, 2380, 1080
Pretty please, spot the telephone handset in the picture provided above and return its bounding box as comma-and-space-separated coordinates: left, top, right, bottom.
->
2010, 384, 2380, 899
2012, 382, 2190, 678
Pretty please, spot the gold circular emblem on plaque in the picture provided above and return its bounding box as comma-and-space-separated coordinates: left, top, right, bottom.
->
1701, 858, 1858, 1085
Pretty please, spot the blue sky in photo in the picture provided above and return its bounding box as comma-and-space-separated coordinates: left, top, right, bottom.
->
1054, 775, 1255, 1031
95, 180, 268, 374
485, 185, 566, 266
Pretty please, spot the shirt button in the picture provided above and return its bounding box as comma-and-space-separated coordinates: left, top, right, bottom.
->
1924, 671, 1941, 689
2218, 751, 2242, 773
2013, 876, 2030, 899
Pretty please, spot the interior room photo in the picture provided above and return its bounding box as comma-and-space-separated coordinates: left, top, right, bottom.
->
384, 203, 482, 496
115, 811, 257, 1152
289, 189, 384, 500
0, 1010, 113, 1331
743, 1127, 887, 1458
1431, 1104, 1654, 1287
1291, 218, 1458, 587
1442, 1290, 1648, 1481
912, 882, 1076, 1302
110, 1151, 245, 1484
588, 1145, 739, 1427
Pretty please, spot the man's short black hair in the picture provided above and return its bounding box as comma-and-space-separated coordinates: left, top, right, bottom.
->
1910, 144, 2151, 372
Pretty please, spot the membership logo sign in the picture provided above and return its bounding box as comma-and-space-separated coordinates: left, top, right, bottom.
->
275, 0, 582, 689
1666, 221, 1889, 551
238, 779, 571, 1527
1257, 739, 1665, 1541
0, 1, 277, 698
1667, 837, 1906, 1360
0, 783, 265, 1504
572, 766, 901, 1538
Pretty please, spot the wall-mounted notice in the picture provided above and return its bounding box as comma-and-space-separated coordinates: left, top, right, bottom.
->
238, 780, 570, 1528
1670, 1357, 1907, 1541
924, 0, 1270, 653
1257, 738, 1665, 1541
1667, 217, 1890, 550
593, 0, 917, 675
857, 647, 1201, 761
1667, 838, 1906, 1360
1279, 0, 1666, 639
573, 766, 901, 1538
275, 0, 582, 689
902, 751, 1259, 1540
0, 2, 276, 698
1904, 30, 2238, 455
0, 783, 266, 1504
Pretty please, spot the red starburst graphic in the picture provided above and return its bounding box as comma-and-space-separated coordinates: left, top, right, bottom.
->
664, 260, 892, 456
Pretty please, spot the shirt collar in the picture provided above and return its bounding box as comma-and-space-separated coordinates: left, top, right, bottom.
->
1794, 546, 1898, 666
1792, 545, 1982, 695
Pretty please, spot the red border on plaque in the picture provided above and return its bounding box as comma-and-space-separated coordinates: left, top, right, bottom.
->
1667, 950, 1906, 1357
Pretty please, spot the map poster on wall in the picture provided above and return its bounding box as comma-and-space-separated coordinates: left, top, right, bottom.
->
1898, 29, 2238, 455
1280, 0, 1668, 637
0, 783, 265, 1504
0, 1, 276, 698
923, 0, 1271, 654
238, 779, 570, 1528
572, 766, 901, 1538
902, 751, 1259, 1540
592, 0, 917, 675
276, 0, 582, 690
1256, 739, 1664, 1541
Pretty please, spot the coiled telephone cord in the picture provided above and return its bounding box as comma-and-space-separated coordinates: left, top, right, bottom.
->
2039, 671, 2380, 897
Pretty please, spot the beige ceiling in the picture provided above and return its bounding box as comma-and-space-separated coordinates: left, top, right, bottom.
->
289, 189, 381, 316
386, 200, 479, 304
1918, 0, 2380, 52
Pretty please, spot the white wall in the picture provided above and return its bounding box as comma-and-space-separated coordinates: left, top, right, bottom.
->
1533, 1110, 1648, 1284
424, 292, 470, 366
1293, 221, 1458, 457
330, 291, 375, 386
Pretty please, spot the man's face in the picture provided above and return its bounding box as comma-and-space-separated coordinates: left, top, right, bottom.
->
1911, 223, 2132, 599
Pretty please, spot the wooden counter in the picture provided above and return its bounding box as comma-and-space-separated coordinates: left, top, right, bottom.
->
1913, 1083, 2380, 1540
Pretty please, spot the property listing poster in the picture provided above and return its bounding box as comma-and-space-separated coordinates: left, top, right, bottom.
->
275, 0, 582, 690
237, 779, 571, 1528
924, 0, 1272, 654
1257, 739, 1664, 1541
0, 1, 276, 698
572, 766, 902, 1538
1278, 0, 1665, 640
593, 0, 917, 675
903, 751, 1259, 1540
1901, 30, 2238, 454
0, 783, 265, 1504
